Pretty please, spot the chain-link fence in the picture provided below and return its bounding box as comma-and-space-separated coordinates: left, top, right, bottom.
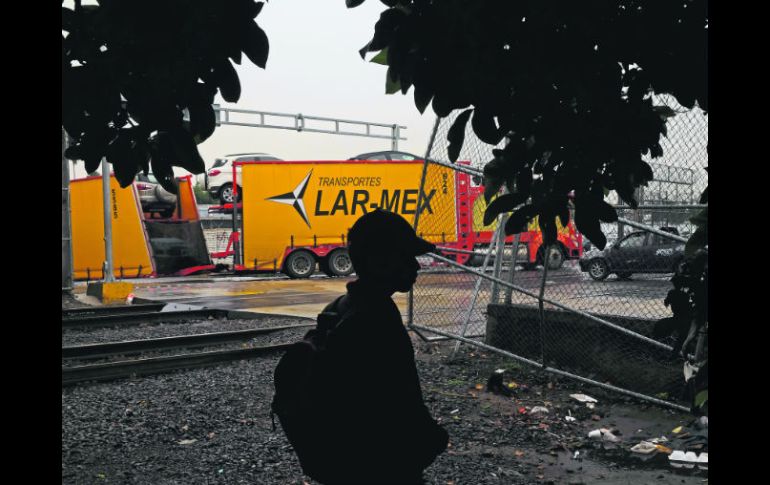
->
410, 95, 707, 410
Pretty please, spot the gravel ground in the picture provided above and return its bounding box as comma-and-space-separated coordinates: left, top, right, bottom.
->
62, 316, 313, 346
62, 320, 707, 485
63, 292, 92, 310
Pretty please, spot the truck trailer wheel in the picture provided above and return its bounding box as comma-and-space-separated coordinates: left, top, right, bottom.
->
321, 249, 354, 277
283, 250, 316, 279
538, 245, 565, 270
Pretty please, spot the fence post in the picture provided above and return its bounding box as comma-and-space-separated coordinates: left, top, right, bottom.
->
489, 188, 510, 303
451, 220, 504, 358
537, 244, 552, 368
62, 127, 74, 292
503, 233, 521, 305
102, 158, 115, 282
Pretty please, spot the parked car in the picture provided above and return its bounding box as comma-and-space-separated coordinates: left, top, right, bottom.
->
579, 228, 685, 281
347, 150, 421, 161
135, 173, 177, 218
205, 153, 283, 204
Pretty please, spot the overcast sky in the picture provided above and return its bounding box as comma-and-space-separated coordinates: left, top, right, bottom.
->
67, 1, 437, 179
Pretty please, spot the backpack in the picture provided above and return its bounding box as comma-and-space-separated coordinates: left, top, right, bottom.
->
270, 296, 353, 481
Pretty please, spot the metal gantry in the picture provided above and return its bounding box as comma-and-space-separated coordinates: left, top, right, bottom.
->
213, 105, 407, 150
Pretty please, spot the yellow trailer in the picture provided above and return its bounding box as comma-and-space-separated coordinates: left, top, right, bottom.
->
236, 160, 466, 278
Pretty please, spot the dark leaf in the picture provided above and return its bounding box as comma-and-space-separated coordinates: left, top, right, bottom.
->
504, 204, 536, 235
685, 225, 707, 258
106, 130, 139, 188
369, 9, 406, 51
431, 93, 453, 117
359, 40, 373, 59
483, 157, 507, 179
133, 142, 151, 175
556, 203, 570, 227
483, 193, 528, 226
539, 215, 557, 245
370, 48, 388, 65
616, 185, 638, 209
472, 109, 503, 145
62, 6, 74, 31
574, 199, 607, 250
230, 49, 242, 65
516, 170, 533, 195
189, 102, 216, 144
149, 135, 178, 195
250, 1, 265, 18
414, 83, 433, 114
215, 60, 241, 102
483, 177, 504, 203
447, 108, 473, 163
385, 70, 401, 94
346, 0, 367, 7
699, 186, 708, 204
79, 127, 115, 173
64, 145, 83, 161
690, 206, 708, 226
636, 161, 654, 184
243, 21, 269, 68
596, 200, 618, 222
168, 127, 206, 174
652, 105, 677, 120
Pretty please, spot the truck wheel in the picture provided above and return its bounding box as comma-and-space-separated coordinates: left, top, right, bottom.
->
326, 248, 354, 277
467, 253, 484, 267
283, 250, 316, 279
538, 245, 565, 270
588, 259, 610, 281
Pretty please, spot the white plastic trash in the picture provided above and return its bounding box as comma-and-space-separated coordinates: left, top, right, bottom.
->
588, 428, 619, 442
529, 406, 549, 415
571, 394, 598, 409
630, 441, 657, 454
669, 450, 705, 470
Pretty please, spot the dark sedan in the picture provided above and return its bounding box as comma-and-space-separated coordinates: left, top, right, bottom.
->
579, 229, 685, 281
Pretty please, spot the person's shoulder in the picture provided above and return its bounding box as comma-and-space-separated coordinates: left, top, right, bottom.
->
321, 294, 346, 314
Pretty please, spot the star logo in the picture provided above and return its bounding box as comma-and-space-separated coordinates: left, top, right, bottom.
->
266, 169, 313, 228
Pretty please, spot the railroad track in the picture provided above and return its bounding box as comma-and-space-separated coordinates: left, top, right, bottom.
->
61, 344, 294, 386
62, 308, 257, 329
62, 323, 313, 360
62, 302, 166, 319
61, 323, 313, 386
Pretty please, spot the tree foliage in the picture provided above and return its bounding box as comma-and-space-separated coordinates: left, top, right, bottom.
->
350, 0, 707, 250
350, 0, 708, 410
62, 0, 269, 193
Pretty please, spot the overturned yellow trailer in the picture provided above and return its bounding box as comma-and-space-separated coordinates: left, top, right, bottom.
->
69, 175, 212, 280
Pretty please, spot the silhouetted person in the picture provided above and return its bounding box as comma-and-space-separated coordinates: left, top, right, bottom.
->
317, 209, 448, 484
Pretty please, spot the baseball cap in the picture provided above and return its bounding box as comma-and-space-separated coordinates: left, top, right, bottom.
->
348, 209, 436, 256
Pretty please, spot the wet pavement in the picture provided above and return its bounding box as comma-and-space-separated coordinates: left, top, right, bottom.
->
77, 274, 409, 320
72, 261, 674, 324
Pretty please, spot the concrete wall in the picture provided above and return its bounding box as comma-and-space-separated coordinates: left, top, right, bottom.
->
486, 303, 685, 398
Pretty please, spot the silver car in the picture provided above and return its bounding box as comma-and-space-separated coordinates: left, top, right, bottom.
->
135, 173, 178, 218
